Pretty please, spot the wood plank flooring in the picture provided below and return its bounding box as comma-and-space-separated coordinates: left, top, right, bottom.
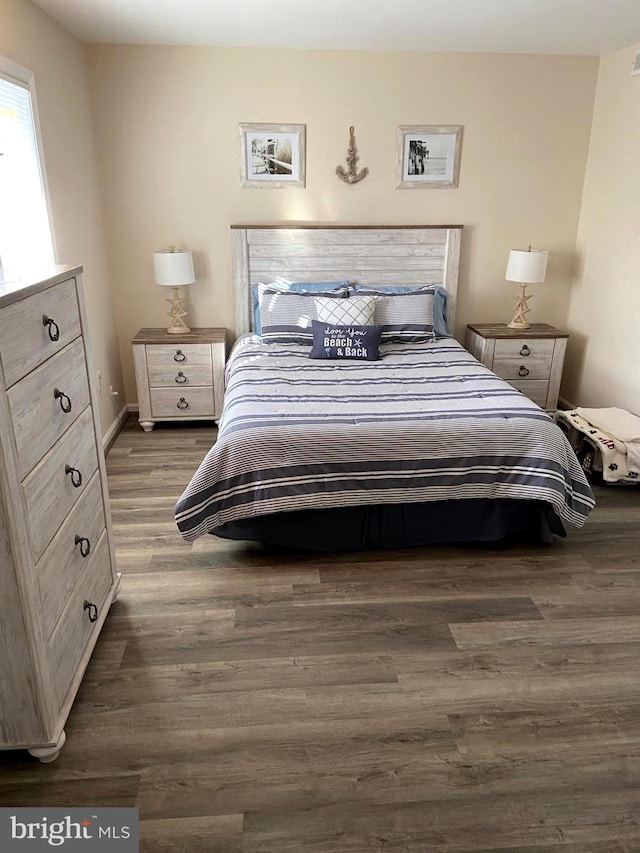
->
2, 415, 640, 852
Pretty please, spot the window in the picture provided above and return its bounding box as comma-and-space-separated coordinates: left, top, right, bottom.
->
0, 59, 54, 276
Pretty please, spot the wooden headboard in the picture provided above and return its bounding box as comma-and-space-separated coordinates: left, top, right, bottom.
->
231, 224, 463, 337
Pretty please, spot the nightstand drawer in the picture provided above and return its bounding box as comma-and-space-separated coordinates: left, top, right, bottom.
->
146, 344, 213, 387
149, 366, 213, 388
493, 357, 551, 381
508, 380, 549, 407
150, 386, 215, 418
494, 338, 555, 361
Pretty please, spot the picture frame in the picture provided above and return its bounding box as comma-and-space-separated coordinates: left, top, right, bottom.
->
396, 125, 463, 189
239, 123, 306, 188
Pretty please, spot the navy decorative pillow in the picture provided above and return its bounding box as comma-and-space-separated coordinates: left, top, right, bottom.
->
309, 320, 382, 361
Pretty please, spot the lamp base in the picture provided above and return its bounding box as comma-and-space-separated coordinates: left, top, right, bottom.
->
508, 282, 532, 330
165, 286, 191, 334
166, 322, 191, 334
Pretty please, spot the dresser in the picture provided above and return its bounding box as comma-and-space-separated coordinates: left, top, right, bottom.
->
132, 328, 227, 431
0, 266, 119, 762
465, 323, 569, 412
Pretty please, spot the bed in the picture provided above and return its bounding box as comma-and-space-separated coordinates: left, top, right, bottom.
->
175, 225, 594, 551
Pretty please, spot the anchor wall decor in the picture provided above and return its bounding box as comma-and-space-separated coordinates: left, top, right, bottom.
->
336, 126, 368, 184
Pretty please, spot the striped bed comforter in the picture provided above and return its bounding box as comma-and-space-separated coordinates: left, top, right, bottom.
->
175, 336, 595, 542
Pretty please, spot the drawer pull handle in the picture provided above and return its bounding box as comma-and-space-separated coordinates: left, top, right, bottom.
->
175, 371, 187, 384
83, 600, 98, 623
42, 314, 60, 342
75, 534, 91, 558
65, 465, 83, 488
174, 349, 186, 362
177, 397, 189, 410
519, 344, 531, 357
54, 388, 72, 413
518, 365, 530, 377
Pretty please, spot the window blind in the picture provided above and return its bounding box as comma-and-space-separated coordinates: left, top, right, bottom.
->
0, 68, 54, 274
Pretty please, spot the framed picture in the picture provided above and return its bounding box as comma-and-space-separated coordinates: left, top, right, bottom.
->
239, 123, 306, 188
396, 125, 462, 189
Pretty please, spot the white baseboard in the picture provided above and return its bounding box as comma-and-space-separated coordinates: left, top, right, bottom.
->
102, 403, 129, 452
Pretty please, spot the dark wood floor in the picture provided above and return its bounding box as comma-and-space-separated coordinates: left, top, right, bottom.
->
2, 415, 640, 852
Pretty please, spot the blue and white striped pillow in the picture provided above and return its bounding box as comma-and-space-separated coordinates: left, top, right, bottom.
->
354, 288, 436, 343
350, 284, 450, 338
259, 288, 347, 344
252, 279, 349, 334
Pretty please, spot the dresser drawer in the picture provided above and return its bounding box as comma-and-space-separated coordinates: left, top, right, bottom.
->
23, 407, 98, 561
493, 357, 551, 381
508, 380, 549, 407
146, 343, 213, 387
48, 531, 113, 708
150, 386, 215, 418
8, 339, 90, 478
37, 473, 106, 640
0, 278, 81, 388
494, 338, 555, 361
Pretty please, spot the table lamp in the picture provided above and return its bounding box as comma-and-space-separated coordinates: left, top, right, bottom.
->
153, 247, 196, 334
505, 246, 548, 330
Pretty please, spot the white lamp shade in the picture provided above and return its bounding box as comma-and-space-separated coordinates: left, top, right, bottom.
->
153, 250, 195, 286
505, 249, 548, 284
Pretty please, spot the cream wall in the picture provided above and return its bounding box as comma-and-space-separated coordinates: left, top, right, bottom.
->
0, 0, 124, 438
563, 42, 640, 415
86, 45, 598, 404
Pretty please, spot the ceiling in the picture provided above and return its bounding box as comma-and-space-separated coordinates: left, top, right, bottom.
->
31, 0, 640, 56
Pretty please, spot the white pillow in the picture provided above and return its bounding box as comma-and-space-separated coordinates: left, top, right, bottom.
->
314, 295, 376, 326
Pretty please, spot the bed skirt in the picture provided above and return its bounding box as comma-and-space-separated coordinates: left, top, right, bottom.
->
211, 499, 566, 552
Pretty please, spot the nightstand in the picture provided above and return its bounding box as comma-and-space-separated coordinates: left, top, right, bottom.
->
465, 323, 568, 412
132, 328, 227, 431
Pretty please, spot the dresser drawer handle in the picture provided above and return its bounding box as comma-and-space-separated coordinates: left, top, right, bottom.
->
177, 397, 189, 410
519, 344, 531, 357
518, 365, 530, 377
174, 349, 186, 362
83, 600, 98, 623
42, 314, 60, 342
175, 371, 187, 384
54, 388, 72, 413
65, 465, 83, 488
74, 534, 91, 558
